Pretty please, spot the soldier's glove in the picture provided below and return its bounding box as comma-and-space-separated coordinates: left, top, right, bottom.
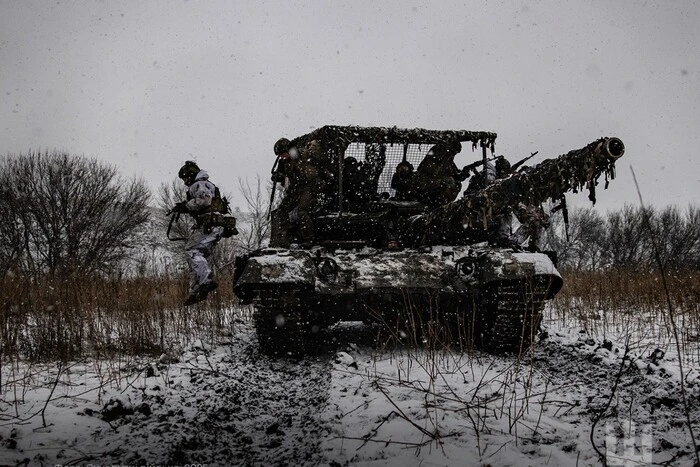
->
172, 201, 189, 214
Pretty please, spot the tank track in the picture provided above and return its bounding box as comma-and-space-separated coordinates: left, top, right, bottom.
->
479, 278, 551, 354
252, 287, 310, 357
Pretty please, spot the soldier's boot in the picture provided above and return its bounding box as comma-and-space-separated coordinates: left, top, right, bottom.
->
200, 278, 219, 295
184, 293, 203, 306
184, 278, 218, 306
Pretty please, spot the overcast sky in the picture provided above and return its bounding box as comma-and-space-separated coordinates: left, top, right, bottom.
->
1, 0, 698, 212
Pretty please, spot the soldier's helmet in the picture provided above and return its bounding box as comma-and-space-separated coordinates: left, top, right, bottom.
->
344, 157, 359, 170
495, 156, 512, 177
274, 138, 292, 156
396, 160, 414, 173
429, 141, 462, 159
178, 161, 200, 186
447, 140, 462, 154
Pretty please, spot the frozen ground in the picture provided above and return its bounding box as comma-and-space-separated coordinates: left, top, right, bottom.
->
1, 307, 699, 466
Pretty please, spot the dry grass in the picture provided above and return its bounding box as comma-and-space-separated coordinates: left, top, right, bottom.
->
0, 270, 238, 361
555, 268, 700, 314
356, 268, 700, 457
550, 267, 700, 362
2, 265, 698, 364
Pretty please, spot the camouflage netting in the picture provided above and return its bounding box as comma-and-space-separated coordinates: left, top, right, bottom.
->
413, 137, 624, 241
280, 125, 499, 215
290, 125, 497, 152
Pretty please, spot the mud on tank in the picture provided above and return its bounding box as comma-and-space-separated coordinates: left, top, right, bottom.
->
233, 125, 625, 356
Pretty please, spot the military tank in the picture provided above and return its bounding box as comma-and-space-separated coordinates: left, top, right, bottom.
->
233, 126, 625, 355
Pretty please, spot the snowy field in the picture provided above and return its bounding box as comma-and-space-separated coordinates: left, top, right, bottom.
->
1, 305, 699, 467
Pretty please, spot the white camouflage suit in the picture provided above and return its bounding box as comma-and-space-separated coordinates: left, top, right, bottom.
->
185, 170, 224, 295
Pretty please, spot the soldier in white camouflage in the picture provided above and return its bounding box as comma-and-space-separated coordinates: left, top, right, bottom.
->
173, 161, 224, 305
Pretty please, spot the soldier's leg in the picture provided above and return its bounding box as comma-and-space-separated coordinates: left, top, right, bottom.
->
280, 191, 302, 245
270, 208, 291, 248
297, 210, 314, 243
297, 191, 318, 243
185, 227, 224, 295
527, 206, 549, 251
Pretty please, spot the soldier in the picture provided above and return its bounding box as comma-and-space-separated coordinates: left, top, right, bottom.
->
465, 159, 497, 194
271, 137, 295, 187
342, 157, 368, 211
303, 138, 335, 210
171, 161, 226, 305
270, 138, 323, 247
413, 141, 469, 207
485, 156, 515, 246
512, 202, 550, 250
495, 156, 512, 179
342, 145, 387, 212
487, 156, 549, 250
391, 160, 415, 201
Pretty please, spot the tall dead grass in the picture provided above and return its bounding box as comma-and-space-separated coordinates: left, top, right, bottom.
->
555, 268, 699, 313
0, 270, 238, 361
3, 265, 698, 363
550, 267, 700, 361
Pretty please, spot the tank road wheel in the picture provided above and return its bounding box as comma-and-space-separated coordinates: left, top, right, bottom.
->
254, 306, 306, 357
478, 278, 551, 354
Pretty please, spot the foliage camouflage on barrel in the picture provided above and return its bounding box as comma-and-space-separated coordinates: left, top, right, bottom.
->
410, 137, 624, 245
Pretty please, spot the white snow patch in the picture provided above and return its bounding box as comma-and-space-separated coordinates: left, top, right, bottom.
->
1, 306, 698, 466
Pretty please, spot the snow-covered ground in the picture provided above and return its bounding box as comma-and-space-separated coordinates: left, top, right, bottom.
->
1, 306, 699, 466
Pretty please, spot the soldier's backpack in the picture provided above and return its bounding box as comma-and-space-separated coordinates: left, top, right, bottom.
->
210, 187, 231, 214
198, 186, 238, 238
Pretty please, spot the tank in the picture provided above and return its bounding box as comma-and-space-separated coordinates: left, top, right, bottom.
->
233, 126, 625, 355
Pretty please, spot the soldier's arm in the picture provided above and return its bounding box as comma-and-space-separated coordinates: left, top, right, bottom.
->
455, 165, 470, 182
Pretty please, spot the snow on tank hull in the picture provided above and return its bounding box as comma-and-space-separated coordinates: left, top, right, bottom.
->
234, 246, 563, 355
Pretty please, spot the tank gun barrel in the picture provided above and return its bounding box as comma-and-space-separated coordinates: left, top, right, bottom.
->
407, 137, 625, 246
473, 136, 624, 206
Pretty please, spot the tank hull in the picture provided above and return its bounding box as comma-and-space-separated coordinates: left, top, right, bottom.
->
234, 246, 563, 354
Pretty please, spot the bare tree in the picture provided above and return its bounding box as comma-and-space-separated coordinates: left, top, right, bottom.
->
236, 175, 272, 251
0, 190, 25, 276
0, 150, 150, 277
603, 204, 649, 269
650, 205, 700, 270
686, 205, 700, 269
542, 205, 606, 270
569, 207, 606, 270
525, 203, 699, 271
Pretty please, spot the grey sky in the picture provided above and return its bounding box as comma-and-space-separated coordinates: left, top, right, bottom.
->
1, 0, 698, 212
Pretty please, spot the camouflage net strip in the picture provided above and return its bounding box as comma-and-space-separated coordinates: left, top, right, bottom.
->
416, 137, 622, 234
290, 125, 498, 152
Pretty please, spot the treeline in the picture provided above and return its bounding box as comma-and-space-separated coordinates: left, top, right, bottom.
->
1, 150, 696, 278
543, 204, 700, 271
0, 150, 152, 278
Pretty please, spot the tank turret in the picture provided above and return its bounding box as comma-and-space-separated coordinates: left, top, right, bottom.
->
233, 126, 626, 355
